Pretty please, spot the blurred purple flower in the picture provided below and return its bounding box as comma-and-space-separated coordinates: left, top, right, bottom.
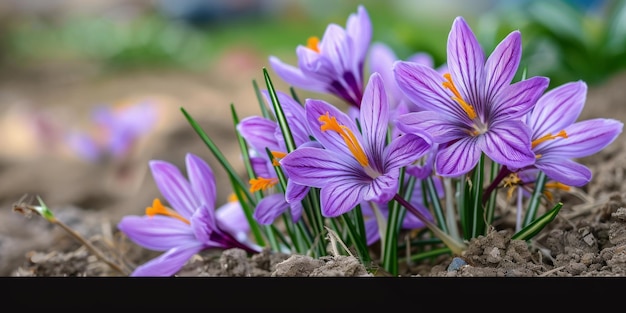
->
66, 101, 158, 162
394, 16, 549, 177
117, 153, 259, 276
280, 73, 432, 217
269, 5, 371, 108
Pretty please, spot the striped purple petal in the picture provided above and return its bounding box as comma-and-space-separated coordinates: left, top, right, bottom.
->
130, 242, 205, 277
117, 215, 197, 251
149, 160, 198, 219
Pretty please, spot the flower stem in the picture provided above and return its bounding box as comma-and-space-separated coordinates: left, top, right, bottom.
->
392, 194, 466, 255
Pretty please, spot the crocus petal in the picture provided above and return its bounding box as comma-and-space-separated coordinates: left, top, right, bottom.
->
435, 137, 481, 177
268, 56, 328, 93
394, 61, 459, 115
65, 132, 101, 162
149, 160, 197, 219
365, 172, 399, 203
262, 90, 310, 147
130, 242, 205, 277
253, 193, 290, 225
289, 200, 303, 223
319, 24, 352, 74
385, 133, 432, 170
117, 215, 197, 251
305, 98, 360, 154
346, 5, 372, 65
216, 200, 250, 240
250, 155, 272, 178
483, 30, 521, 104
365, 218, 380, 246
491, 76, 550, 120
285, 180, 310, 203
237, 116, 280, 153
480, 120, 535, 168
186, 153, 216, 213
527, 81, 586, 137
360, 73, 389, 161
190, 203, 215, 244
535, 158, 592, 187
369, 42, 401, 103
537, 118, 623, 158
447, 16, 485, 108
320, 180, 368, 217
280, 147, 360, 187
396, 111, 465, 144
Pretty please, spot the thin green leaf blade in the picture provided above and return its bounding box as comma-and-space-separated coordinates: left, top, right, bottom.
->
512, 202, 563, 241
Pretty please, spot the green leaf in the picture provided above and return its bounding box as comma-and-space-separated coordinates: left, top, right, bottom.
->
512, 202, 563, 241
263, 68, 296, 153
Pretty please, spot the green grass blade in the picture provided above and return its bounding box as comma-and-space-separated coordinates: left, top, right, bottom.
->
263, 68, 296, 152
469, 153, 486, 238
512, 202, 563, 241
523, 171, 548, 227
180, 107, 252, 202
252, 79, 271, 120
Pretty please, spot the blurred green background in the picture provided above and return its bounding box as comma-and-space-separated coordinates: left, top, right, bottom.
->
1, 0, 625, 87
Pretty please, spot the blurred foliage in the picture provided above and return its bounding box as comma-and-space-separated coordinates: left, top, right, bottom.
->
482, 0, 626, 87
1, 0, 625, 86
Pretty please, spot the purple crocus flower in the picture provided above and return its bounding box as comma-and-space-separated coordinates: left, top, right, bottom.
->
515, 80, 623, 186
117, 153, 259, 276
269, 5, 371, 108
394, 16, 550, 177
279, 73, 432, 217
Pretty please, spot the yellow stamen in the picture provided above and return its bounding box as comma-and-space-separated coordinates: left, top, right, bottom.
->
145, 198, 190, 225
503, 173, 522, 200
543, 182, 570, 202
319, 112, 369, 167
531, 130, 568, 149
228, 193, 238, 203
271, 151, 287, 166
307, 36, 320, 53
249, 177, 279, 193
545, 182, 570, 192
442, 73, 477, 120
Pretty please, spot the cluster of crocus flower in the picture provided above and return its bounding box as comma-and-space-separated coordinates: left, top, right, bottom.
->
118, 5, 623, 276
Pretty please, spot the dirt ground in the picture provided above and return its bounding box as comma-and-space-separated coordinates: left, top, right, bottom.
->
1, 50, 625, 277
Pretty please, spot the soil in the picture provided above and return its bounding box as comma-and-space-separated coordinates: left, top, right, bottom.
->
1, 51, 626, 278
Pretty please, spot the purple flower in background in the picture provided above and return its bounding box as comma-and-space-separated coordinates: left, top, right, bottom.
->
66, 101, 158, 162
280, 73, 432, 217
515, 80, 623, 186
117, 153, 259, 276
269, 5, 371, 108
394, 16, 549, 177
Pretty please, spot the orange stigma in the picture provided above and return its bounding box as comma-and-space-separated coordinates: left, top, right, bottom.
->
249, 176, 279, 193
145, 198, 190, 224
271, 151, 287, 166
319, 112, 369, 167
442, 73, 477, 120
307, 36, 320, 53
532, 130, 568, 149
